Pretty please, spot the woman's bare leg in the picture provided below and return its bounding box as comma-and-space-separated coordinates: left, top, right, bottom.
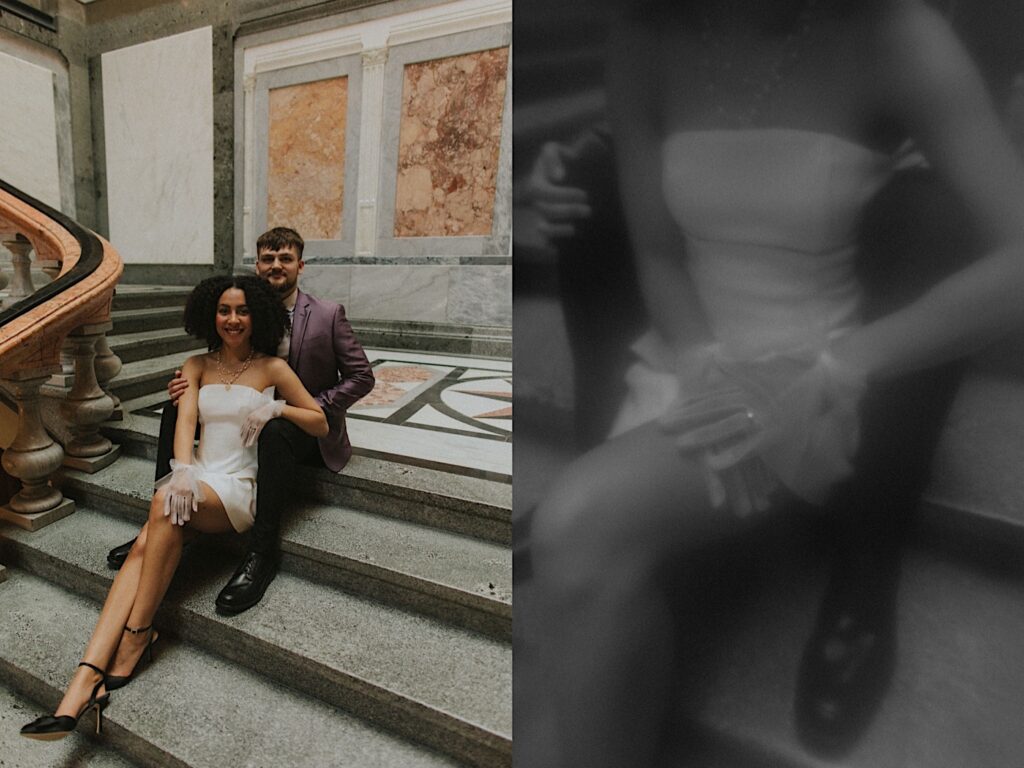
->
530, 421, 762, 768
107, 482, 234, 679
53, 483, 233, 718
51, 522, 154, 717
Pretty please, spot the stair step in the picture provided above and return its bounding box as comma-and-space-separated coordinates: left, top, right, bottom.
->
0, 514, 511, 767
107, 328, 205, 365
923, 372, 1024, 545
679, 545, 1024, 767
0, 680, 142, 767
0, 571, 461, 768
112, 285, 191, 311
99, 418, 512, 545
111, 307, 186, 336
107, 350, 195, 402
59, 459, 511, 639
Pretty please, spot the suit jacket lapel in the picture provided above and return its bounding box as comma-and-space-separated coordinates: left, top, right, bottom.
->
288, 290, 311, 370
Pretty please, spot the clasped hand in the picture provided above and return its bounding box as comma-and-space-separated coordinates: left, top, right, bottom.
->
159, 461, 204, 526
660, 349, 867, 514
240, 400, 285, 447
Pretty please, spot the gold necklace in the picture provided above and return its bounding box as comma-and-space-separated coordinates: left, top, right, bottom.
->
217, 348, 254, 389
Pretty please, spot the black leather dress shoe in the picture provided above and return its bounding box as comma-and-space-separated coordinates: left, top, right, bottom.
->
108, 536, 195, 570
795, 587, 896, 757
215, 551, 279, 614
106, 538, 137, 570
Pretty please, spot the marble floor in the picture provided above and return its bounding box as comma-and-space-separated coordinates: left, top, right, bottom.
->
349, 348, 511, 482
130, 348, 512, 484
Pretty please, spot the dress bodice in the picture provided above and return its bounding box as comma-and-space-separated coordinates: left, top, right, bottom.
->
661, 129, 894, 358
195, 384, 273, 481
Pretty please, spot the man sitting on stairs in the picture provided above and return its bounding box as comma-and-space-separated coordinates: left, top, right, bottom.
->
107, 226, 376, 614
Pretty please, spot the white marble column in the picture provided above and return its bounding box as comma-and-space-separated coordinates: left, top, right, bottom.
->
242, 72, 257, 263
355, 47, 389, 257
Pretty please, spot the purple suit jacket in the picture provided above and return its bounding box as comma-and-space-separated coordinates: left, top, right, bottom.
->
288, 290, 374, 471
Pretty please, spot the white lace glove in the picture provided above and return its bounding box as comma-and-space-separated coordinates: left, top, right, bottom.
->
660, 348, 867, 511
241, 400, 286, 447
156, 460, 204, 526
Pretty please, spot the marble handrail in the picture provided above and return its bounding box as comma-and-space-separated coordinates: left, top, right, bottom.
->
0, 179, 123, 531
0, 180, 123, 376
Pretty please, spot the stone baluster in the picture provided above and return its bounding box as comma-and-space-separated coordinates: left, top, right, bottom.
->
2, 235, 34, 307
59, 338, 75, 375
94, 333, 124, 421
0, 368, 75, 531
60, 323, 121, 472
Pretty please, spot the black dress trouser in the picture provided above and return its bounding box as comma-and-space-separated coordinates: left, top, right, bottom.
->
154, 404, 324, 554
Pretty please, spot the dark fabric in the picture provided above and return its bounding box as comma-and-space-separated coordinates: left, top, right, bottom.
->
821, 166, 980, 582
554, 126, 649, 450
154, 403, 189, 482
288, 290, 375, 472
250, 418, 324, 554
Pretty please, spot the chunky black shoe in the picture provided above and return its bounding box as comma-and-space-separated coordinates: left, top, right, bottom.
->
105, 624, 159, 691
215, 550, 279, 615
106, 538, 137, 570
20, 662, 109, 740
795, 586, 896, 757
108, 537, 193, 570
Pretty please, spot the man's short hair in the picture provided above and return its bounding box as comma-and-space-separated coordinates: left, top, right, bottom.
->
257, 227, 304, 257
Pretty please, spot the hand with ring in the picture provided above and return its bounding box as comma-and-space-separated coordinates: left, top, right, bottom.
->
660, 348, 867, 509
240, 399, 286, 447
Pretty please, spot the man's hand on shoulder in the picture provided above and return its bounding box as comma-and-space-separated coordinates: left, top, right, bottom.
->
168, 369, 189, 406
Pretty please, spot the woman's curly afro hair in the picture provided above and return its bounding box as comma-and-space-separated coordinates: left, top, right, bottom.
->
184, 274, 289, 356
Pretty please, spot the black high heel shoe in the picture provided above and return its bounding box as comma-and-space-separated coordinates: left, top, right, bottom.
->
20, 661, 110, 740
105, 624, 159, 691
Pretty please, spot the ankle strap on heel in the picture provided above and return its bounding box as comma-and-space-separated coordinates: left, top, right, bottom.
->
78, 661, 105, 676
124, 624, 152, 635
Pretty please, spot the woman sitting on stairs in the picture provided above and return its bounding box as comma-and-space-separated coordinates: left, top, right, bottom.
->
19, 274, 327, 740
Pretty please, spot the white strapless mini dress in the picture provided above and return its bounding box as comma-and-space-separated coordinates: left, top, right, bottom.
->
192, 384, 273, 533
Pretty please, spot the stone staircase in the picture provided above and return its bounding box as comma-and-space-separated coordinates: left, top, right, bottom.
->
0, 286, 512, 767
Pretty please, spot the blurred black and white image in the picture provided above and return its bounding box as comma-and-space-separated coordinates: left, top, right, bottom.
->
514, 1, 1024, 766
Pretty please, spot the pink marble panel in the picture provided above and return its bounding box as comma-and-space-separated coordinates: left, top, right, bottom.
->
394, 47, 509, 237
267, 77, 348, 240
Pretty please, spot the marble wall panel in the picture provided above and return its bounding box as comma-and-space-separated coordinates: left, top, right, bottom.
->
393, 47, 509, 238
0, 51, 61, 210
447, 264, 511, 326
298, 263, 352, 307
348, 265, 449, 321
102, 27, 214, 264
267, 76, 348, 240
